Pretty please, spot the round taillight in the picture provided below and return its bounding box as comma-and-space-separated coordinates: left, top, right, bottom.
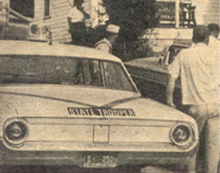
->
170, 124, 194, 148
5, 121, 28, 144
31, 24, 39, 34
41, 25, 48, 34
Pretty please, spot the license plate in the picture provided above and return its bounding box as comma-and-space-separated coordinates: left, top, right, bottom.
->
82, 154, 117, 168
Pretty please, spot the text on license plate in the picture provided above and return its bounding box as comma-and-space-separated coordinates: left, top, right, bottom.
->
83, 154, 117, 168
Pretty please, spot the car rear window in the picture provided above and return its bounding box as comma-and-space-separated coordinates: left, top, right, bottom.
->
0, 55, 136, 92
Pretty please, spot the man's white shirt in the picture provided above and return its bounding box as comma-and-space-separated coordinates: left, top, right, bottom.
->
169, 43, 219, 105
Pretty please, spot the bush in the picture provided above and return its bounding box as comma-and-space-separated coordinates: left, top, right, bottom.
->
104, 0, 157, 60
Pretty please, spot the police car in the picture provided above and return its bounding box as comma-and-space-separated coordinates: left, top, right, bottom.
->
0, 39, 198, 172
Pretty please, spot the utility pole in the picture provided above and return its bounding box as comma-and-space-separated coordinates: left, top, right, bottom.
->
175, 0, 180, 28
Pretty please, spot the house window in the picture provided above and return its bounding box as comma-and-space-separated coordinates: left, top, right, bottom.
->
10, 0, 34, 18
44, 0, 50, 17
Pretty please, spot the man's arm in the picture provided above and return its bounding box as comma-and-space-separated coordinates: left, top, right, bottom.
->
166, 74, 176, 108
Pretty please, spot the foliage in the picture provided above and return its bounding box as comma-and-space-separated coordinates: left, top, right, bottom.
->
103, 0, 157, 60
71, 0, 158, 60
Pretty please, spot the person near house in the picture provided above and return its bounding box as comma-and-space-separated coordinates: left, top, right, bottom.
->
95, 38, 112, 53
67, 0, 86, 46
94, 24, 120, 53
166, 25, 219, 173
82, 0, 110, 47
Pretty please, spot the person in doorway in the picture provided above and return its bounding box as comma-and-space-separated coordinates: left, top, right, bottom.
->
166, 25, 219, 173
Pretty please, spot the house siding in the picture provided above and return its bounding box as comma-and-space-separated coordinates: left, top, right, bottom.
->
34, 0, 73, 43
193, 0, 219, 25
33, 0, 219, 43
203, 0, 219, 25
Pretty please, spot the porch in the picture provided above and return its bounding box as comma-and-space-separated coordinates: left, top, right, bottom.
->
156, 0, 196, 29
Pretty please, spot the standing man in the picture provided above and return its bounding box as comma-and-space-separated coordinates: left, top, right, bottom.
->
205, 23, 219, 173
94, 24, 120, 53
67, 0, 86, 46
207, 23, 219, 48
166, 25, 219, 173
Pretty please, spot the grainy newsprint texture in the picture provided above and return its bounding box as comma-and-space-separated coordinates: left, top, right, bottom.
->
0, 0, 219, 173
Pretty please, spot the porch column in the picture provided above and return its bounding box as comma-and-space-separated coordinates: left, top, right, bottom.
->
175, 0, 180, 28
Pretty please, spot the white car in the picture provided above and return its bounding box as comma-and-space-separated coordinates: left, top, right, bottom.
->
0, 40, 198, 172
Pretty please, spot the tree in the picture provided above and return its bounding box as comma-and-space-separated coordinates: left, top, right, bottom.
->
70, 0, 157, 60
104, 0, 157, 61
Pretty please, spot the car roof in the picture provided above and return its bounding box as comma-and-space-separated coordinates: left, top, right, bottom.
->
172, 39, 192, 48
0, 40, 121, 62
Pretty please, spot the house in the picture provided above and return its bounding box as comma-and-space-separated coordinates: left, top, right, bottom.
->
32, 0, 110, 44
3, 0, 218, 49
33, 0, 74, 43
31, 0, 219, 41
143, 0, 220, 53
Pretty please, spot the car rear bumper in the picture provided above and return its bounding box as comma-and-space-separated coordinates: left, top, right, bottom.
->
0, 140, 198, 168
